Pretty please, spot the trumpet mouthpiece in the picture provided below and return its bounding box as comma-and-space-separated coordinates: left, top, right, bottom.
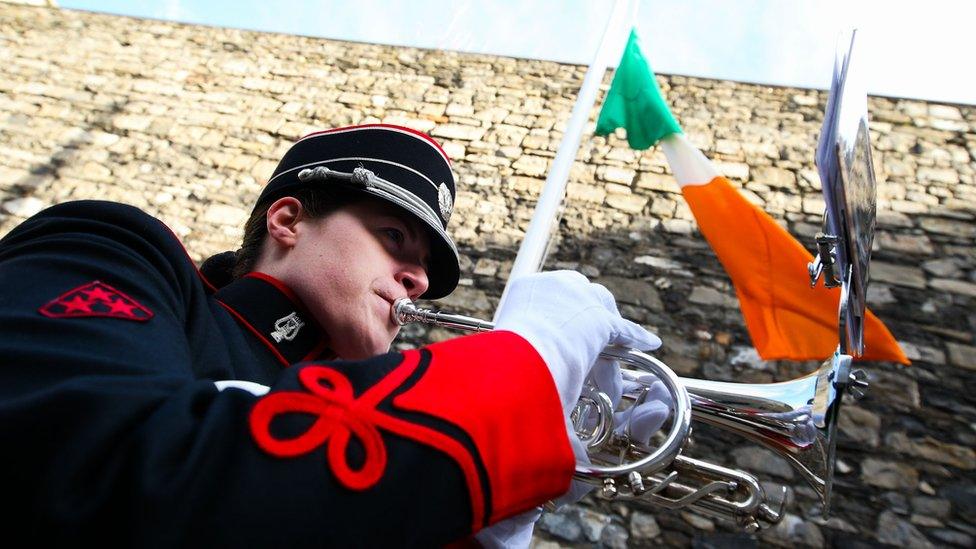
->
391, 298, 416, 326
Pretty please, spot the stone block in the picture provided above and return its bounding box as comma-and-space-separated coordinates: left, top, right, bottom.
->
761, 513, 825, 548
870, 369, 921, 410
510, 155, 548, 177
487, 124, 528, 146
444, 103, 473, 117
0, 166, 31, 188
606, 193, 647, 214
890, 199, 930, 214
503, 176, 541, 195
688, 286, 737, 308
598, 276, 661, 310
662, 218, 695, 234
752, 166, 796, 188
380, 115, 435, 133
441, 141, 465, 160
801, 196, 825, 215
1, 197, 46, 218
917, 166, 960, 185
930, 278, 976, 298
203, 204, 247, 227
885, 432, 976, 470
876, 510, 935, 549
80, 162, 112, 181
713, 160, 750, 181
838, 405, 881, 448
861, 458, 919, 489
929, 118, 970, 131
649, 197, 676, 217
900, 341, 946, 365
636, 172, 680, 193
604, 183, 630, 195
566, 182, 604, 203
871, 261, 927, 289
866, 284, 897, 306
929, 104, 963, 120
430, 124, 486, 141
715, 138, 742, 155
250, 159, 279, 181
520, 133, 550, 151
876, 232, 934, 255
919, 216, 976, 238
629, 512, 660, 540
112, 114, 153, 132
946, 342, 976, 370
877, 210, 914, 228
597, 166, 636, 185
537, 507, 582, 542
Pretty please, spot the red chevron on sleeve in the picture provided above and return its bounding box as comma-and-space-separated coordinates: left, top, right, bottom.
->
38, 280, 153, 321
395, 330, 575, 525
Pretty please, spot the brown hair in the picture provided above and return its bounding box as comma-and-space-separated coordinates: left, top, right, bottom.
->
232, 186, 363, 278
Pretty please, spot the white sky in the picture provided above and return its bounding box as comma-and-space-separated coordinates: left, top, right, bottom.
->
60, 0, 976, 105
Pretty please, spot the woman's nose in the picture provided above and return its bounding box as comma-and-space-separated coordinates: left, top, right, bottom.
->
395, 264, 429, 300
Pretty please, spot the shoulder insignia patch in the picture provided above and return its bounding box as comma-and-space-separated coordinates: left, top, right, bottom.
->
39, 280, 154, 322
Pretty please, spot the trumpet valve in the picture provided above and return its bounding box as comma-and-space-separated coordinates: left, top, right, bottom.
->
628, 471, 646, 495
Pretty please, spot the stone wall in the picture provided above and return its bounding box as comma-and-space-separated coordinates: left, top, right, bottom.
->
1, 3, 974, 547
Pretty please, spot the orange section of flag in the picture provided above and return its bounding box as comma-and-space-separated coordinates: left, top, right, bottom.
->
681, 176, 908, 364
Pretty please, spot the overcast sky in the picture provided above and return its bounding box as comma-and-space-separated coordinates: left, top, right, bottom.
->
60, 0, 975, 105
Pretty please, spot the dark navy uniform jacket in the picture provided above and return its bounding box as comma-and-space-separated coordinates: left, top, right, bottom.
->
0, 201, 574, 547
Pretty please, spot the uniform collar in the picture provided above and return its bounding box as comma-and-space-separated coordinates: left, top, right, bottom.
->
214, 272, 330, 366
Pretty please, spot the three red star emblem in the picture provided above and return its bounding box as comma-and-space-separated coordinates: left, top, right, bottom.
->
39, 280, 154, 322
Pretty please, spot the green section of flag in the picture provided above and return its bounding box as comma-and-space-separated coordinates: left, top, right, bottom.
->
595, 29, 682, 150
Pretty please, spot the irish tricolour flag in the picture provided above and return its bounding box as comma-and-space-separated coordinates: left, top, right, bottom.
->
596, 30, 907, 364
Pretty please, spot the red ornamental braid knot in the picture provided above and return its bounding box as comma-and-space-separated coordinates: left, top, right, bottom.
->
249, 366, 388, 490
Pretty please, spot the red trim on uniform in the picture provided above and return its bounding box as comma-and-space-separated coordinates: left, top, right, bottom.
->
249, 352, 488, 531
250, 367, 389, 489
215, 300, 290, 367
245, 272, 304, 307
298, 124, 452, 165
301, 339, 332, 362
393, 331, 574, 525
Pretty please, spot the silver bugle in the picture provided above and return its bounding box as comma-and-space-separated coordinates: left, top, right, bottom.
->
392, 298, 867, 531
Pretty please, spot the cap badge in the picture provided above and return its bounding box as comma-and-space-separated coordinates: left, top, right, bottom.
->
437, 182, 453, 223
271, 312, 305, 343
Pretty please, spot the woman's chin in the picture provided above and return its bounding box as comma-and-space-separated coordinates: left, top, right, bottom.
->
334, 335, 393, 360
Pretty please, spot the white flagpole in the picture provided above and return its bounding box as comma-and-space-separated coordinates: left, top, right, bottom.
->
493, 0, 638, 320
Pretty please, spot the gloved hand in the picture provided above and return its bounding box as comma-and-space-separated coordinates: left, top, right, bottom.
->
473, 507, 542, 549
588, 360, 673, 444
493, 271, 661, 415
550, 361, 673, 511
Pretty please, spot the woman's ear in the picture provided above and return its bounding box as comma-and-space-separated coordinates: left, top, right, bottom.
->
265, 197, 304, 248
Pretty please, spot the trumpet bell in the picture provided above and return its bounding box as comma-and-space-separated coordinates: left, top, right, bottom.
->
673, 351, 864, 514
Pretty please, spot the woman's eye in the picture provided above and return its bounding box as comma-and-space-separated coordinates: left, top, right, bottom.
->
383, 228, 405, 246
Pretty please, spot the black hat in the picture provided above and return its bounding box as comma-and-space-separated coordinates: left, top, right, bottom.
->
256, 124, 460, 299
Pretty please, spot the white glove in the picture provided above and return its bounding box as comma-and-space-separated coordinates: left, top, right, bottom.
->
494, 271, 662, 415
552, 361, 672, 508
589, 363, 672, 443
473, 507, 541, 549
